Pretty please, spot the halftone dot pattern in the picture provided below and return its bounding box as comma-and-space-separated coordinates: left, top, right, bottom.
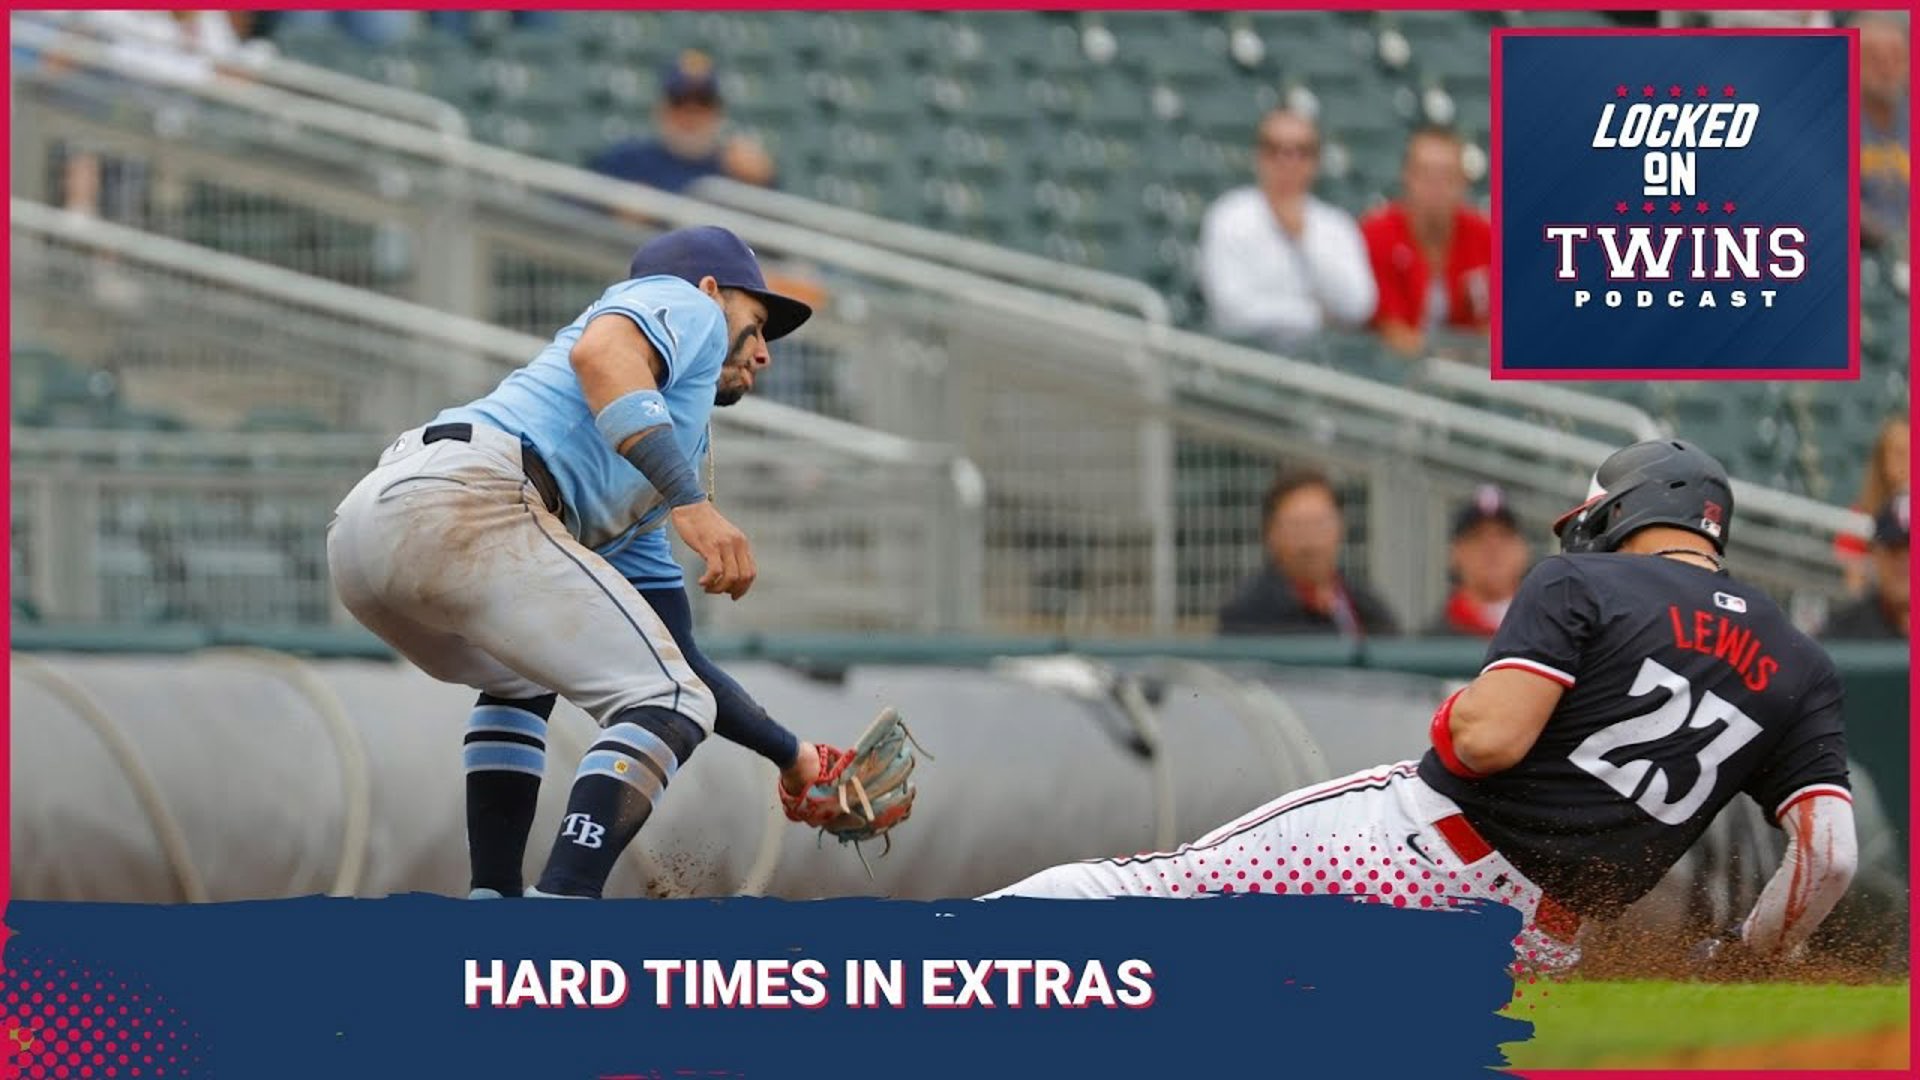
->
0, 951, 206, 1080
1081, 768, 1584, 982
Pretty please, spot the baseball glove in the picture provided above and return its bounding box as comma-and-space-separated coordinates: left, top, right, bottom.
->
780, 706, 928, 876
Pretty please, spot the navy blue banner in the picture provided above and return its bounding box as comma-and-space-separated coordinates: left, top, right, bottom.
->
0, 896, 1529, 1079
1493, 30, 1857, 379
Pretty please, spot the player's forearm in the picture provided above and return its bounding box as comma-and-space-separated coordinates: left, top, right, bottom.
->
1432, 670, 1564, 777
571, 320, 706, 506
1430, 687, 1507, 777
1454, 685, 1529, 774
1740, 793, 1857, 956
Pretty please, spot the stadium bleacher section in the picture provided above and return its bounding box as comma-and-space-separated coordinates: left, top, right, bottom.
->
254, 10, 1903, 500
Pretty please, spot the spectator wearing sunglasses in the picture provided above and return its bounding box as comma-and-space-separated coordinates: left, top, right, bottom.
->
1198, 108, 1377, 354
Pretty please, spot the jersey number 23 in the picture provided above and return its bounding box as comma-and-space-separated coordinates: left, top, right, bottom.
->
1569, 657, 1764, 826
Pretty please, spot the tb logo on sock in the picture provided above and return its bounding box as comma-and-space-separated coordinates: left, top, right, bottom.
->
561, 813, 606, 849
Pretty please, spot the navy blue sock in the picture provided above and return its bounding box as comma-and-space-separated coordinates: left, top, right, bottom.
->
536, 706, 704, 899
640, 586, 801, 770
464, 692, 557, 897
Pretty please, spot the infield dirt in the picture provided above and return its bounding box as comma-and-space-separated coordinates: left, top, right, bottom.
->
1593, 1026, 1909, 1069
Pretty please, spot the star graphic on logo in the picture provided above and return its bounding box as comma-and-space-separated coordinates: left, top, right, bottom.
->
1616, 84, 1630, 98
1696, 84, 1711, 97
1643, 84, 1657, 98
1696, 201, 1711, 214
1722, 84, 1737, 97
1669, 84, 1684, 98
1669, 201, 1684, 214
1722, 201, 1737, 214
1615, 200, 1630, 214
1642, 201, 1657, 214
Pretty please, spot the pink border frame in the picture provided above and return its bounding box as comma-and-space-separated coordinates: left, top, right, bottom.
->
1, 7, 1913, 1080
1488, 27, 1863, 381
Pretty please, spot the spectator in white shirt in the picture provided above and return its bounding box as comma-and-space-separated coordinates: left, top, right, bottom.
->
1198, 108, 1377, 353
71, 10, 271, 84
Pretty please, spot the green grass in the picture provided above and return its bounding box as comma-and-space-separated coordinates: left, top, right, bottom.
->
1500, 979, 1910, 1068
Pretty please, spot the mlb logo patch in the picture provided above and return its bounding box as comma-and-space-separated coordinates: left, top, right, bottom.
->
1491, 30, 1858, 379
1713, 591, 1748, 613
1700, 498, 1725, 538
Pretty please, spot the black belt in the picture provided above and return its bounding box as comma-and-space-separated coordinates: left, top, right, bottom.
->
422, 422, 563, 517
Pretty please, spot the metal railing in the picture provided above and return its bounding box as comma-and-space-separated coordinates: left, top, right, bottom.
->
8, 30, 1870, 633
689, 175, 1176, 327
11, 202, 984, 634
1413, 355, 1666, 444
10, 16, 470, 138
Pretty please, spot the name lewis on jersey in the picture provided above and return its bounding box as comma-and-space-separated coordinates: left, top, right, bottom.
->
1669, 603, 1776, 692
1544, 87, 1803, 314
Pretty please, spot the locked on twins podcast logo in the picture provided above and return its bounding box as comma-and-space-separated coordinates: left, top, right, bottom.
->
1493, 31, 1858, 379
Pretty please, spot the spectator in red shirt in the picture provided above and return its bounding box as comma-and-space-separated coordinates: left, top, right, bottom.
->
1361, 126, 1492, 357
1425, 485, 1530, 637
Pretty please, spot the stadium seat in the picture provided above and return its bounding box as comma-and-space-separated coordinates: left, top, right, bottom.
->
1020, 19, 1101, 76
1386, 13, 1490, 84
246, 8, 1889, 507
1179, 80, 1282, 140
10, 346, 94, 419
9, 354, 187, 431
178, 542, 302, 624
1509, 10, 1617, 29
238, 406, 332, 433
1245, 11, 1350, 54
96, 536, 169, 624
271, 24, 359, 72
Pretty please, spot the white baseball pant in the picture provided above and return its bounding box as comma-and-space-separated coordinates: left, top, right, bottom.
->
326, 422, 716, 730
986, 761, 1582, 971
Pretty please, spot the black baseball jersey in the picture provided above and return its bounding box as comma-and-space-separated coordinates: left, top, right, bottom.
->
1418, 553, 1850, 920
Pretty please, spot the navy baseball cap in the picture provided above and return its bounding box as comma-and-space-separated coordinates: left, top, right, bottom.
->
662, 49, 720, 103
1451, 483, 1521, 539
627, 225, 813, 341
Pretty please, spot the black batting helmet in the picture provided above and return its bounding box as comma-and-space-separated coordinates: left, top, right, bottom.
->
1552, 439, 1734, 555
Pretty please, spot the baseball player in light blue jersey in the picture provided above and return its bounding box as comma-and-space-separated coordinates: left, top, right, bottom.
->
330, 226, 878, 899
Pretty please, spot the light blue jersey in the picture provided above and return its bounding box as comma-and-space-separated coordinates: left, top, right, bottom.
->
437, 275, 723, 560
603, 527, 684, 589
